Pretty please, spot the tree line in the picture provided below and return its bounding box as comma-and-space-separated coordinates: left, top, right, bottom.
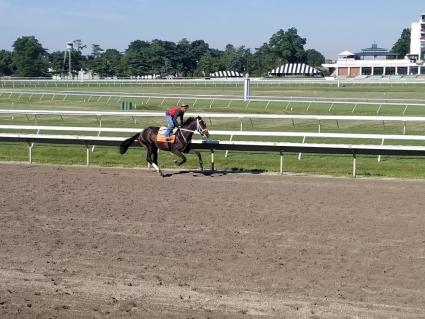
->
0, 27, 410, 78
0, 28, 327, 78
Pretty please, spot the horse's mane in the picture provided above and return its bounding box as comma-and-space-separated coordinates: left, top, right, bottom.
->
182, 116, 196, 125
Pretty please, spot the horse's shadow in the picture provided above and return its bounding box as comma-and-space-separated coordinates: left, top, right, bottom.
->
162, 168, 266, 178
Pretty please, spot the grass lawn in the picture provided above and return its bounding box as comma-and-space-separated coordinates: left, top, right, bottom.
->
1, 82, 425, 178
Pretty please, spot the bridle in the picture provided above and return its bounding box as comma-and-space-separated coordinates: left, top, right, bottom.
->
178, 118, 209, 143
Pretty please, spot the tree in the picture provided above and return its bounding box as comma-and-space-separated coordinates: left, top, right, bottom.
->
252, 43, 276, 76
6, 28, 326, 77
175, 38, 194, 76
49, 49, 86, 76
91, 44, 104, 58
145, 39, 177, 75
268, 28, 306, 64
392, 28, 411, 57
0, 50, 14, 75
216, 44, 251, 74
89, 49, 122, 77
305, 49, 325, 67
251, 28, 310, 76
73, 39, 87, 53
12, 36, 49, 77
121, 40, 151, 76
48, 51, 65, 74
195, 52, 218, 77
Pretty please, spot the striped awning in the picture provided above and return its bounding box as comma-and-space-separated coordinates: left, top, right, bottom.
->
210, 71, 243, 78
270, 63, 320, 75
137, 74, 160, 79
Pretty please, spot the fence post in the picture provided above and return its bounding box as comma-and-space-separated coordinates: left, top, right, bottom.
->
298, 136, 306, 160
280, 152, 284, 175
86, 144, 90, 166
28, 143, 33, 164
210, 149, 215, 171
225, 134, 233, 158
403, 105, 408, 115
243, 76, 251, 102
378, 139, 385, 162
352, 153, 357, 178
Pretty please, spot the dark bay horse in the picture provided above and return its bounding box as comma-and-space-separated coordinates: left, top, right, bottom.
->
120, 116, 209, 176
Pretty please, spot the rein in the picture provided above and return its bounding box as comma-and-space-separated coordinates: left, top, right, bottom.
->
177, 119, 207, 144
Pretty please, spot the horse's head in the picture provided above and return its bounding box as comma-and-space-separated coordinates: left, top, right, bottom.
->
182, 116, 209, 138
195, 116, 209, 139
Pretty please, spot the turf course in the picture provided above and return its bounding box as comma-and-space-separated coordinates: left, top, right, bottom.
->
1, 81, 425, 178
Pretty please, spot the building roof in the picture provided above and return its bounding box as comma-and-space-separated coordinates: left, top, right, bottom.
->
338, 50, 354, 56
210, 70, 243, 77
270, 63, 320, 75
355, 43, 399, 57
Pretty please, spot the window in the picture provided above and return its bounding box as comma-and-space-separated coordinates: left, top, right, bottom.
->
362, 67, 372, 75
397, 67, 407, 75
385, 67, 396, 75
373, 67, 384, 75
410, 67, 418, 75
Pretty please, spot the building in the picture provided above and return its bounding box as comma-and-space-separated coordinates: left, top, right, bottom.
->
323, 12, 425, 77
409, 13, 425, 60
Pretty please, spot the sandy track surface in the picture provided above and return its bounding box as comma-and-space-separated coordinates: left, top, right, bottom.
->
1, 164, 425, 318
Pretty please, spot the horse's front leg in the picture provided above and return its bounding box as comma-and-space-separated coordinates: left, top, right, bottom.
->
190, 149, 203, 171
173, 150, 187, 166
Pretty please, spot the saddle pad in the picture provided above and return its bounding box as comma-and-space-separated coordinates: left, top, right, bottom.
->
158, 127, 178, 135
157, 134, 176, 143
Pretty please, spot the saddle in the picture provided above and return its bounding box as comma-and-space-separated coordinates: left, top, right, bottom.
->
157, 127, 177, 143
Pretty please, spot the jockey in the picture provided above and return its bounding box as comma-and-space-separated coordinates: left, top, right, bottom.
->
164, 103, 189, 140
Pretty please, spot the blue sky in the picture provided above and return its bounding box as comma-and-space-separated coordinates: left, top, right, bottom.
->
0, 0, 423, 58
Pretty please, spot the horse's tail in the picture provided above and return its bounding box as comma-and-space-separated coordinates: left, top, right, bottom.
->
120, 132, 140, 154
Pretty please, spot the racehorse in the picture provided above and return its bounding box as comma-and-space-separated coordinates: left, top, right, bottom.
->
119, 116, 209, 176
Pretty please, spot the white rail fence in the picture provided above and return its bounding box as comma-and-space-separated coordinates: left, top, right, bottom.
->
2, 125, 425, 176
5, 88, 425, 104
2, 109, 425, 134
2, 124, 425, 161
2, 78, 425, 88
2, 90, 425, 114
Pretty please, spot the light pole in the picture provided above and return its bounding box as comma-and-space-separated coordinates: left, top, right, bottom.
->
63, 42, 73, 79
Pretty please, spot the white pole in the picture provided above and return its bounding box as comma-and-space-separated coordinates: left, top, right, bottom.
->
280, 152, 283, 175
68, 48, 72, 79
28, 143, 33, 164
86, 145, 90, 166
211, 149, 215, 171
243, 75, 251, 102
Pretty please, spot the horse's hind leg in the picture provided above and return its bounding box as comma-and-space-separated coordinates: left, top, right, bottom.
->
146, 145, 163, 177
190, 149, 203, 171
146, 150, 152, 168
152, 146, 159, 165
173, 150, 187, 166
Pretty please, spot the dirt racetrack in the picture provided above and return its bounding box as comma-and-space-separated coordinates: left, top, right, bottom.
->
1, 163, 425, 318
